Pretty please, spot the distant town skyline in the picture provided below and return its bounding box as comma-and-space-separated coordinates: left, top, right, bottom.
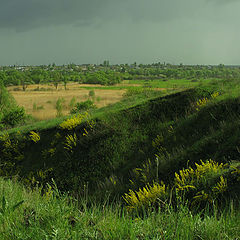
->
0, 0, 240, 66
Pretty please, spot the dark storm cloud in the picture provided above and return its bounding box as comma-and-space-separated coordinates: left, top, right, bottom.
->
1, 0, 239, 31
0, 0, 222, 31
0, 0, 113, 31
1, 0, 240, 65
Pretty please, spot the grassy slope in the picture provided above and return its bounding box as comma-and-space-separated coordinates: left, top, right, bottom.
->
0, 79, 240, 195
0, 178, 239, 240
0, 89, 211, 184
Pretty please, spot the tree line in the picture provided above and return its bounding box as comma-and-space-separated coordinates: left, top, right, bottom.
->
0, 63, 240, 90
0, 69, 122, 90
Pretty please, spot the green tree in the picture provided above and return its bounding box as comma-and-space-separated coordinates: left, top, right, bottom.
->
103, 60, 110, 67
50, 71, 60, 90
62, 75, 69, 90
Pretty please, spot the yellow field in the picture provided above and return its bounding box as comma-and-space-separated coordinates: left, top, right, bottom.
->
8, 83, 125, 120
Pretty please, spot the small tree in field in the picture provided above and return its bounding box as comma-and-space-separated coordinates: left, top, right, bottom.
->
88, 89, 95, 100
50, 71, 61, 90
56, 97, 65, 117
63, 75, 69, 90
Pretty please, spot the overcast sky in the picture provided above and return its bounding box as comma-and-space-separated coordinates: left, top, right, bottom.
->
0, 0, 239, 65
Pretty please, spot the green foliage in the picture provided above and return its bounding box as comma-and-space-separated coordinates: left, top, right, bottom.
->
84, 71, 122, 85
129, 159, 158, 191
0, 195, 24, 216
231, 166, 240, 181
88, 89, 95, 99
55, 97, 65, 117
32, 102, 37, 111
0, 81, 16, 112
1, 107, 26, 127
2, 63, 240, 89
69, 96, 76, 109
0, 132, 25, 177
70, 100, 96, 114
0, 80, 26, 129
123, 87, 155, 98
33, 103, 44, 111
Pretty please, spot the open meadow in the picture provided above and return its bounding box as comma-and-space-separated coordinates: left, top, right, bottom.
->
7, 78, 199, 120
8, 83, 126, 120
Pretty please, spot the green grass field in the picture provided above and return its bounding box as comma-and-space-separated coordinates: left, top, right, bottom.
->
0, 178, 239, 240
78, 78, 211, 90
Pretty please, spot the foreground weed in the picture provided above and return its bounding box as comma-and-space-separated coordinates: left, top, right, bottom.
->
29, 131, 40, 143
0, 195, 24, 216
123, 182, 167, 213
231, 166, 240, 181
56, 97, 65, 117
175, 160, 228, 205
69, 96, 77, 109
59, 112, 89, 130
64, 133, 78, 152
195, 91, 219, 111
0, 132, 24, 176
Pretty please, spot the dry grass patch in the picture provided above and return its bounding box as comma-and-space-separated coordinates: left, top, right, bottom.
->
8, 83, 125, 120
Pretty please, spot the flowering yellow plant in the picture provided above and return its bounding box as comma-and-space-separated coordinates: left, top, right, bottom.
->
64, 133, 78, 152
211, 92, 219, 98
175, 160, 224, 192
0, 133, 11, 148
231, 166, 240, 181
59, 112, 89, 130
195, 92, 219, 111
29, 131, 40, 143
175, 160, 227, 205
123, 182, 166, 212
196, 97, 208, 111
212, 176, 227, 193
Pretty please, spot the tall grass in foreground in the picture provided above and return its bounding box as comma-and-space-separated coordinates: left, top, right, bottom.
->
0, 178, 239, 240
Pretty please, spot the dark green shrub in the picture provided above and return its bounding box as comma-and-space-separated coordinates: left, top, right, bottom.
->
1, 107, 26, 127
56, 97, 65, 117
70, 100, 96, 114
0, 81, 26, 128
89, 90, 95, 99
0, 80, 16, 112
84, 71, 122, 85
69, 97, 76, 108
